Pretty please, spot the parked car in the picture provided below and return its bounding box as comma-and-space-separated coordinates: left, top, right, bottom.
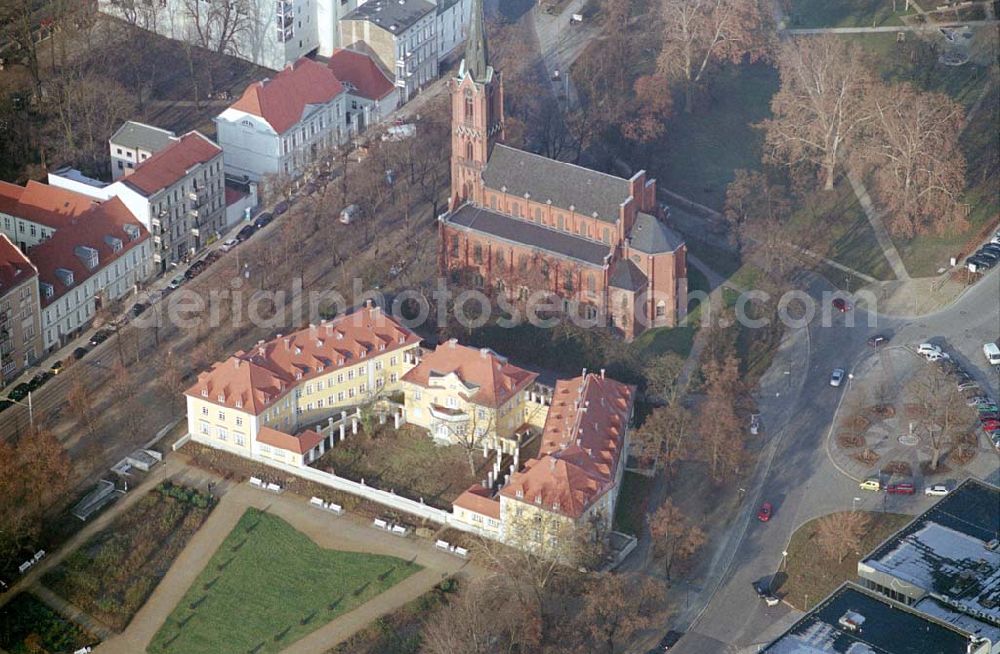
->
50, 360, 64, 375
253, 212, 273, 229
886, 482, 915, 495
236, 224, 256, 242
89, 329, 112, 346
981, 244, 1000, 257
924, 484, 950, 496
168, 276, 184, 290
131, 302, 148, 317
219, 238, 238, 252
981, 419, 1000, 431
72, 346, 89, 361
867, 334, 889, 348
757, 502, 773, 522
984, 343, 1000, 365
830, 368, 846, 387
957, 380, 980, 391
750, 413, 761, 436
273, 201, 290, 216
752, 581, 780, 606
647, 630, 684, 653
991, 230, 1000, 245
859, 478, 881, 491
340, 203, 359, 225
832, 298, 851, 312
917, 343, 942, 356
925, 351, 951, 363
8, 382, 30, 401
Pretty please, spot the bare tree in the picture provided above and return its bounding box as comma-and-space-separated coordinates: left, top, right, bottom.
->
761, 37, 876, 190
906, 364, 976, 471
814, 511, 871, 563
649, 499, 707, 581
643, 352, 686, 404
634, 400, 693, 477
857, 83, 967, 238
182, 0, 253, 57
696, 354, 745, 482
1, 0, 43, 95
657, 0, 773, 112
579, 572, 667, 654
421, 578, 541, 654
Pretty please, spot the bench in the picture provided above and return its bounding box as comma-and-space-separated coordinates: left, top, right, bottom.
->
18, 560, 32, 575
327, 503, 344, 515
249, 477, 263, 488
309, 496, 325, 507
373, 518, 389, 530
435, 539, 451, 551
391, 525, 409, 537
454, 546, 469, 558
33, 550, 45, 562
265, 482, 282, 492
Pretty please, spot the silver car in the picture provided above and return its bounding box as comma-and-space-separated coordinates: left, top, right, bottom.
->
830, 368, 846, 387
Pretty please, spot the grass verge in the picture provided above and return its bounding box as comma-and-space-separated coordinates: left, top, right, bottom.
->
149, 508, 422, 654
42, 483, 214, 632
781, 511, 911, 610
785, 0, 912, 28
613, 471, 654, 536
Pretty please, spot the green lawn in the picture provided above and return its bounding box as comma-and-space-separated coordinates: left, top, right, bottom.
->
0, 593, 95, 654
653, 63, 779, 211
785, 0, 913, 28
613, 472, 654, 536
782, 512, 911, 610
149, 509, 421, 654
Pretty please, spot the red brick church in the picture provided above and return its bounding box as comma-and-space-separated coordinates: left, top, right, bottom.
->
438, 0, 688, 340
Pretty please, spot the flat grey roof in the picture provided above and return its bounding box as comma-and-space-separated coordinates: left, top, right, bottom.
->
109, 121, 176, 153
342, 0, 435, 34
446, 204, 611, 267
763, 583, 976, 654
861, 478, 1000, 621
483, 144, 633, 224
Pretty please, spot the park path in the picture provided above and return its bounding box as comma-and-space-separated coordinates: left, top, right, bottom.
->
845, 169, 912, 281
786, 19, 999, 35
97, 467, 486, 654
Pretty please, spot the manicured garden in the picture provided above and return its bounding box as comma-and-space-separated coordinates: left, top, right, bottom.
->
781, 511, 911, 610
42, 482, 215, 631
149, 508, 421, 654
0, 592, 95, 654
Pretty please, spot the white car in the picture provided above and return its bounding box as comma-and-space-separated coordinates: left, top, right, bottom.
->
924, 484, 950, 496
167, 276, 184, 290
925, 351, 951, 362
830, 368, 846, 387
219, 238, 238, 252
917, 343, 942, 356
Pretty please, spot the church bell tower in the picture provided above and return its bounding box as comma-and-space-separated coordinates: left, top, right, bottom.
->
450, 0, 504, 208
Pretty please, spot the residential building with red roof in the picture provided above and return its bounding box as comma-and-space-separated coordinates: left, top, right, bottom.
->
215, 58, 348, 182
184, 303, 421, 464
48, 129, 225, 274
0, 180, 101, 251
401, 338, 546, 451
0, 233, 43, 383
327, 48, 399, 129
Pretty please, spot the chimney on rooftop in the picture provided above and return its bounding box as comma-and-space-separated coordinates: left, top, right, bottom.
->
600, 368, 605, 378
448, 338, 458, 347
582, 367, 587, 377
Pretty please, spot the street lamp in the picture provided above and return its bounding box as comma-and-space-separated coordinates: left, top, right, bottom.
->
7, 390, 34, 430
852, 496, 861, 512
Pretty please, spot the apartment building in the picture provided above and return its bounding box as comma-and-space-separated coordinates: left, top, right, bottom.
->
98, 0, 362, 72
327, 48, 399, 130
216, 58, 347, 182
401, 339, 543, 451
32, 199, 152, 351
185, 304, 421, 466
109, 121, 177, 181
436, 0, 472, 63
340, 0, 439, 104
0, 234, 43, 384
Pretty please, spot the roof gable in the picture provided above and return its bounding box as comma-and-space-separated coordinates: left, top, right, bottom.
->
629, 212, 684, 254
327, 49, 394, 101
402, 339, 537, 407
230, 58, 344, 134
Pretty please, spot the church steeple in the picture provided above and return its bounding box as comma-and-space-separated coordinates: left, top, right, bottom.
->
463, 0, 490, 83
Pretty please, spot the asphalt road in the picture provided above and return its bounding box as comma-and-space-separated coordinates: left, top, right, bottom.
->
669, 268, 1000, 653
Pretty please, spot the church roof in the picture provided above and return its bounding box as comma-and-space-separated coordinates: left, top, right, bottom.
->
447, 204, 611, 267
629, 212, 685, 254
483, 145, 632, 224
609, 258, 647, 292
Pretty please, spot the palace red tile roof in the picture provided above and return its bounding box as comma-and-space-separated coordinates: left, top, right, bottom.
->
499, 373, 634, 519
121, 131, 222, 196
327, 49, 395, 101
453, 484, 501, 520
231, 58, 345, 134
29, 197, 150, 305
186, 305, 420, 415
401, 339, 537, 408
0, 233, 36, 295
257, 426, 325, 455
0, 180, 100, 229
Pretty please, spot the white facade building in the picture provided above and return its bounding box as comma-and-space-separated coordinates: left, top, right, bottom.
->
109, 121, 177, 181
435, 0, 472, 63
215, 58, 347, 182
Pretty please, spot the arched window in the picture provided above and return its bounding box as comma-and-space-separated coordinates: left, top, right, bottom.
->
465, 140, 474, 161
473, 244, 483, 264
464, 89, 474, 121
541, 261, 550, 280
656, 300, 666, 317
496, 249, 506, 270
587, 274, 596, 293
450, 236, 460, 256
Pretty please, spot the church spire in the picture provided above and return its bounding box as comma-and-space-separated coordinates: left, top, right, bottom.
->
464, 0, 490, 82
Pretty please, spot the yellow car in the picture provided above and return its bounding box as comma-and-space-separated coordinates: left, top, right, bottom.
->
859, 478, 881, 491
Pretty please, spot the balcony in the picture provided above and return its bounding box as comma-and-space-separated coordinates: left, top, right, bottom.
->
153, 235, 161, 245
276, 0, 293, 14
188, 190, 208, 205
189, 208, 200, 219
429, 404, 468, 423
191, 227, 200, 237
154, 252, 162, 264
277, 25, 293, 42
151, 217, 161, 229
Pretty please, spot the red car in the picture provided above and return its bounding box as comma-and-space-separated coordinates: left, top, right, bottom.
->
757, 502, 773, 522
832, 298, 851, 312
886, 483, 915, 495
982, 420, 1000, 432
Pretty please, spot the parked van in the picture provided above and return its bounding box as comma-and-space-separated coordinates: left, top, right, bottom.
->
985, 342, 1000, 365
339, 204, 359, 225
